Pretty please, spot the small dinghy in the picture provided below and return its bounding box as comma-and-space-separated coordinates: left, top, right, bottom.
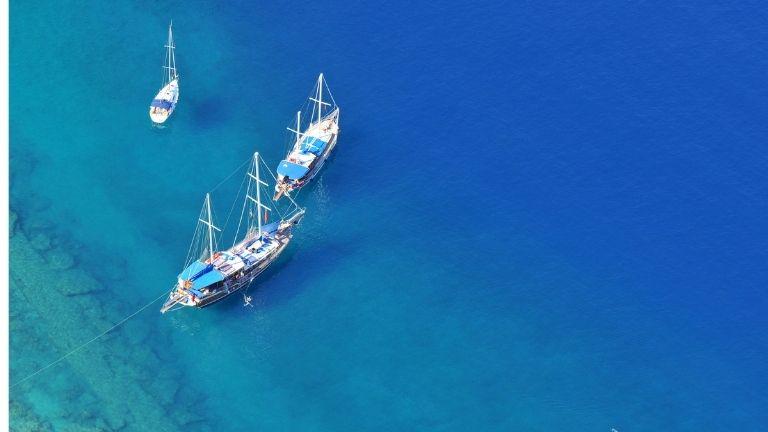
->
161, 153, 305, 313
149, 21, 179, 124
273, 73, 340, 200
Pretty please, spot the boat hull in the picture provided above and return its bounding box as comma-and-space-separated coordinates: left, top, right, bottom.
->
194, 239, 290, 309
149, 79, 179, 124
161, 210, 304, 313
274, 109, 340, 199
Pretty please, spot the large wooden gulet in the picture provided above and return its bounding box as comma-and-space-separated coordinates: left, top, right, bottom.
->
161, 153, 305, 313
273, 73, 340, 200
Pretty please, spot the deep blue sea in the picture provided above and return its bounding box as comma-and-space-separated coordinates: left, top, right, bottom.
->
9, 1, 768, 430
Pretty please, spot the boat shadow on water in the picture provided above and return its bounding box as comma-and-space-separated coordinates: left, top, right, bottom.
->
189, 96, 229, 129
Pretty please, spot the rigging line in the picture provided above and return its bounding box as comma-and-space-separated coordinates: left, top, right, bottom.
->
219, 168, 248, 237
207, 157, 251, 194
291, 181, 303, 203
270, 193, 286, 221
10, 290, 170, 390
322, 76, 337, 107
283, 100, 312, 154
278, 188, 299, 219
182, 202, 207, 268
210, 206, 220, 252
161, 43, 166, 87
258, 158, 288, 220
260, 155, 280, 183
232, 168, 251, 247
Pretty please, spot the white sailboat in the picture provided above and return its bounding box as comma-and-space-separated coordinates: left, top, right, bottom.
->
274, 73, 340, 200
149, 21, 179, 124
161, 153, 305, 313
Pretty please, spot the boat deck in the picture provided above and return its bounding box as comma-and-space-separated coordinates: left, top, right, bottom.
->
285, 117, 339, 169
211, 236, 281, 277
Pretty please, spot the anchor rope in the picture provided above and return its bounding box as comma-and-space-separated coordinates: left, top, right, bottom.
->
10, 290, 170, 390
12, 146, 306, 391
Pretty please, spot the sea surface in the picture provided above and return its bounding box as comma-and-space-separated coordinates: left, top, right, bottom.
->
9, 1, 768, 430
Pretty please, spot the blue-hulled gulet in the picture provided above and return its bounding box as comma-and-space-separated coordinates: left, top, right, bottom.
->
161, 153, 305, 313
273, 73, 340, 200
149, 21, 179, 124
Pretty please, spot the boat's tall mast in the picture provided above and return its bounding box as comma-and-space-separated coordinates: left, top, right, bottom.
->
295, 111, 301, 143
199, 193, 220, 262
205, 193, 214, 262
165, 21, 176, 84
246, 153, 270, 239
255, 154, 262, 237
309, 73, 329, 124
316, 73, 324, 122
286, 111, 302, 145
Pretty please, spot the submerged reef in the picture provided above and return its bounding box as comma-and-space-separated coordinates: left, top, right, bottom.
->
10, 208, 212, 431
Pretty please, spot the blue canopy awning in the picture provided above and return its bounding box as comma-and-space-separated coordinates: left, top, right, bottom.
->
277, 160, 309, 179
151, 99, 173, 109
178, 260, 224, 290
300, 136, 328, 156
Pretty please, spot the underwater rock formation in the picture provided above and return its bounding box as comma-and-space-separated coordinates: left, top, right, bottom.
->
29, 233, 51, 252
10, 209, 206, 431
45, 248, 75, 271
9, 400, 53, 432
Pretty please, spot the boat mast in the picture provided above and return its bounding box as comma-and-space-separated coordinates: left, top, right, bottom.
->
164, 21, 176, 84
200, 193, 220, 262
205, 193, 214, 262
255, 153, 262, 237
246, 153, 270, 239
286, 111, 302, 145
316, 73, 323, 122
309, 73, 329, 124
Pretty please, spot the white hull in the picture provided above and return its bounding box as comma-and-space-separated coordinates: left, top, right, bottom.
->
161, 153, 306, 314
149, 78, 179, 124
161, 211, 304, 313
274, 109, 340, 198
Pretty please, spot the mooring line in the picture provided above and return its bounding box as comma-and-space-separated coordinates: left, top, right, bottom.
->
10, 291, 169, 390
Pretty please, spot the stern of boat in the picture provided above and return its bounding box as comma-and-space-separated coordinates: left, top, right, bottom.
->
150, 111, 170, 124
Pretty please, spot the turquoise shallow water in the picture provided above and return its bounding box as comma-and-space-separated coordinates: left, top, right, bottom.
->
10, 0, 768, 430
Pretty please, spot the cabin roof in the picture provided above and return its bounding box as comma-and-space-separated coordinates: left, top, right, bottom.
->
277, 160, 309, 179
151, 99, 174, 109
178, 260, 224, 290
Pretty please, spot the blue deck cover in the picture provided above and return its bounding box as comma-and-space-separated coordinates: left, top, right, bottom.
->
260, 221, 279, 234
178, 260, 224, 290
151, 99, 173, 109
277, 160, 310, 179
300, 136, 328, 155
243, 222, 279, 249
